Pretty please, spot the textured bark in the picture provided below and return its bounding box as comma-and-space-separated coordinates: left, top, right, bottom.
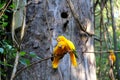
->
15, 0, 96, 80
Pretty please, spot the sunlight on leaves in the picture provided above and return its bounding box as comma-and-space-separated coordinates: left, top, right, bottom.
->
20, 51, 26, 56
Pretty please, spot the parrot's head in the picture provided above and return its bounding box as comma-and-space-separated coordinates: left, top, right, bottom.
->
57, 36, 67, 42
109, 50, 114, 55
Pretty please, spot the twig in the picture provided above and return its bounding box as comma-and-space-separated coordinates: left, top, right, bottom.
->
10, 0, 20, 80
11, 0, 20, 48
80, 50, 120, 53
11, 10, 20, 80
0, 0, 12, 18
20, 9, 26, 40
20, 8, 37, 44
10, 52, 20, 80
94, 37, 102, 42
13, 50, 120, 79
66, 0, 94, 36
14, 56, 53, 79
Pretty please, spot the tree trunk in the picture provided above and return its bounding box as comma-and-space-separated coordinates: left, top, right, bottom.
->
15, 0, 96, 80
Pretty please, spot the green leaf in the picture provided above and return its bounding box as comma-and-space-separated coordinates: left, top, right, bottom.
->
20, 51, 26, 56
2, 22, 8, 27
29, 52, 37, 58
9, 3, 16, 9
19, 58, 30, 66
4, 63, 13, 67
0, 2, 5, 9
0, 48, 4, 54
6, 44, 12, 49
3, 15, 8, 19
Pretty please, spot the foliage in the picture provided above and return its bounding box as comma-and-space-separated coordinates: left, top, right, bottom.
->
0, 0, 120, 79
94, 0, 120, 79
0, 1, 40, 79
0, 1, 14, 79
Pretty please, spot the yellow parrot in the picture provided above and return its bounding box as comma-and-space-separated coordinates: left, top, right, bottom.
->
52, 41, 68, 68
52, 35, 78, 68
108, 50, 116, 67
57, 35, 78, 58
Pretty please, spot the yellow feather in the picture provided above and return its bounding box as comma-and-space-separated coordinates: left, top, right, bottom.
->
70, 53, 78, 67
109, 50, 116, 63
52, 41, 68, 68
53, 35, 78, 67
66, 40, 75, 51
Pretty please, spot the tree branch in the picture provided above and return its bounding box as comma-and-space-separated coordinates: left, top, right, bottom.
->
0, 0, 12, 18
14, 56, 53, 79
13, 49, 120, 79
66, 0, 94, 36
10, 52, 20, 80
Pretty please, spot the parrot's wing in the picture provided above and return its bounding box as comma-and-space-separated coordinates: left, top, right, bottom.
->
67, 40, 78, 58
73, 50, 78, 58
67, 40, 75, 50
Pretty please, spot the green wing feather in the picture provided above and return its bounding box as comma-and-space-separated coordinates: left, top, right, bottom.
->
73, 50, 78, 58
66, 40, 78, 58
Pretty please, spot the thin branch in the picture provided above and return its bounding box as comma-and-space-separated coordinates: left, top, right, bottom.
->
104, 24, 112, 48
10, 52, 20, 80
83, 50, 120, 53
104, 3, 112, 48
14, 56, 53, 79
13, 49, 120, 79
10, 1, 20, 80
11, 0, 20, 48
0, 0, 12, 18
20, 8, 37, 44
20, 9, 26, 40
94, 37, 103, 42
66, 0, 94, 36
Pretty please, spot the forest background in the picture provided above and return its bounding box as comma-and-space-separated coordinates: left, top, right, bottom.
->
0, 0, 120, 80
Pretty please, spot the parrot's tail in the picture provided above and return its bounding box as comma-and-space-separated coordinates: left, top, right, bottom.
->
70, 53, 78, 67
52, 57, 60, 69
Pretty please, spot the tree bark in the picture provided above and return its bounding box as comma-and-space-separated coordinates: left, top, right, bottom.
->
15, 0, 96, 80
